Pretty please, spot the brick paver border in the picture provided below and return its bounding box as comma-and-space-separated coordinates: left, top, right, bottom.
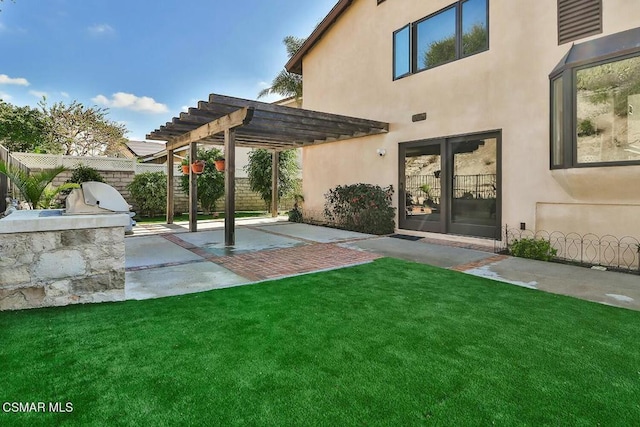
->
129, 226, 506, 280
127, 232, 382, 282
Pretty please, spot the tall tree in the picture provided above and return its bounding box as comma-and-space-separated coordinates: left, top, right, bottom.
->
244, 149, 300, 210
258, 36, 306, 100
39, 99, 128, 156
0, 100, 49, 152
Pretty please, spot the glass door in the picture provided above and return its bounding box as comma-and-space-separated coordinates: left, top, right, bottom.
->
448, 136, 499, 238
399, 131, 500, 239
399, 141, 446, 233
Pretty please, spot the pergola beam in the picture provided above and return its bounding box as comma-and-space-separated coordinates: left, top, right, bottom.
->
165, 107, 254, 152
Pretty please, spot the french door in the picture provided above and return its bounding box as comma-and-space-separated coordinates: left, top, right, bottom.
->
399, 131, 501, 239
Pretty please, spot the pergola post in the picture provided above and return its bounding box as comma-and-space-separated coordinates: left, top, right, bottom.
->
166, 148, 174, 224
271, 150, 279, 217
189, 142, 198, 232
224, 128, 236, 246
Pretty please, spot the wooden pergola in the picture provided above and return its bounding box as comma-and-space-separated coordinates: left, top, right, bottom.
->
146, 93, 388, 246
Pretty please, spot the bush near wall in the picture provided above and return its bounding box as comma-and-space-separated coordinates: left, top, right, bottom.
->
127, 172, 167, 217
323, 183, 396, 235
508, 238, 558, 261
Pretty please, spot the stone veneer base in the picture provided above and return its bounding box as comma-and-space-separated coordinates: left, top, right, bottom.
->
0, 210, 129, 311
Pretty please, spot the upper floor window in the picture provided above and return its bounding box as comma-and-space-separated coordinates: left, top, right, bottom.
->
550, 27, 640, 169
393, 25, 411, 79
393, 0, 488, 80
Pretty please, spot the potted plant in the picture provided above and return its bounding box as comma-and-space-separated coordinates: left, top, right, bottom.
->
191, 159, 205, 175
181, 158, 190, 175
214, 156, 225, 172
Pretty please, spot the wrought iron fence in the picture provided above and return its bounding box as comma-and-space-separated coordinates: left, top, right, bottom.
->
405, 174, 441, 205
452, 173, 496, 199
498, 226, 640, 273
405, 173, 497, 205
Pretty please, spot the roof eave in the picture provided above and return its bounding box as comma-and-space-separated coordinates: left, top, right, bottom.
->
285, 0, 353, 75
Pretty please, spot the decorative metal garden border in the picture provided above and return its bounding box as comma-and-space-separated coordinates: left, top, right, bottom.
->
499, 226, 640, 273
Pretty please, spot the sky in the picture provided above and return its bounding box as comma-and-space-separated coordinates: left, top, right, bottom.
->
0, 0, 336, 141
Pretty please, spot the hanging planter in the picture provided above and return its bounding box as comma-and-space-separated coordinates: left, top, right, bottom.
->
181, 164, 190, 175
214, 158, 225, 172
191, 160, 205, 175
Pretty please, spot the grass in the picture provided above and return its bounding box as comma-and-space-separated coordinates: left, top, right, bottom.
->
135, 211, 268, 224
1, 258, 639, 425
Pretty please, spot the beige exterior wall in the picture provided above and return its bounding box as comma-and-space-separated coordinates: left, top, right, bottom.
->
299, 0, 640, 238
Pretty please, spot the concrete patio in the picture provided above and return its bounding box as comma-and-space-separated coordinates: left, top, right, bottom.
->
125, 218, 640, 311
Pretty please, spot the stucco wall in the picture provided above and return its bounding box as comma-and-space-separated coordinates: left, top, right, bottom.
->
299, 0, 640, 238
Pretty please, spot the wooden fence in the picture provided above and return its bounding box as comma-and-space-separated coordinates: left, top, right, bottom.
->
0, 144, 31, 212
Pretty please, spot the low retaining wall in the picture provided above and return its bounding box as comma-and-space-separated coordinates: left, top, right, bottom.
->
0, 210, 128, 311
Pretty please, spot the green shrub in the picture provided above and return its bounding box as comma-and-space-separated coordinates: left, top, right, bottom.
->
127, 172, 166, 217
577, 119, 596, 136
288, 208, 303, 223
508, 238, 558, 261
62, 164, 105, 196
67, 164, 105, 184
324, 183, 395, 235
179, 148, 225, 213
287, 194, 304, 223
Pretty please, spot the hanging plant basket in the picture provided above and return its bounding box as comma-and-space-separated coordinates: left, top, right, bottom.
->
191, 160, 205, 175
181, 164, 190, 175
214, 159, 225, 172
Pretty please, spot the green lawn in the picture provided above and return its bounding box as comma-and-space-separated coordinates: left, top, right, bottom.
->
135, 211, 268, 224
1, 258, 639, 425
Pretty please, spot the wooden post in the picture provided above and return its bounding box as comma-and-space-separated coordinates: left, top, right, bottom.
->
271, 150, 279, 217
224, 129, 236, 246
166, 148, 174, 224
189, 142, 197, 232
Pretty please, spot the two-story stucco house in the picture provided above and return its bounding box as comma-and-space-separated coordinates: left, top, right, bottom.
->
285, 0, 640, 241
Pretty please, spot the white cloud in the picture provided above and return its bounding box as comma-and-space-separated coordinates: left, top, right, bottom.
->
88, 24, 115, 36
0, 22, 27, 35
29, 90, 48, 98
181, 105, 189, 112
0, 74, 30, 86
92, 92, 169, 114
0, 92, 12, 101
60, 91, 69, 98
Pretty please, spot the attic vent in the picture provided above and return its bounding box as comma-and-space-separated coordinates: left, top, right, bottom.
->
558, 0, 602, 45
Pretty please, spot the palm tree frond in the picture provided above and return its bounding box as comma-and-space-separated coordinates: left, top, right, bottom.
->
0, 160, 67, 208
